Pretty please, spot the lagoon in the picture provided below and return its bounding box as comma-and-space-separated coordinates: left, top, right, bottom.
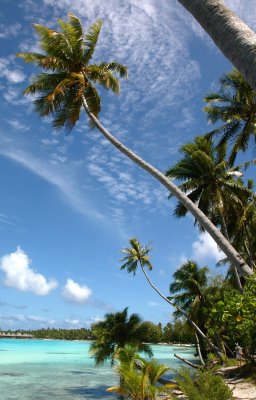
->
0, 339, 197, 400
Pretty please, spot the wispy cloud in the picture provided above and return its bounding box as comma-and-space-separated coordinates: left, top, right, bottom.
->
0, 57, 25, 83
7, 119, 30, 131
0, 23, 22, 39
0, 147, 106, 223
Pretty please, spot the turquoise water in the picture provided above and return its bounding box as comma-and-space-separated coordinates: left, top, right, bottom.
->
0, 339, 197, 399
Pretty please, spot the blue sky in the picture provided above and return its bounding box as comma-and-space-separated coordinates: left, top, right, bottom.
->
0, 0, 255, 330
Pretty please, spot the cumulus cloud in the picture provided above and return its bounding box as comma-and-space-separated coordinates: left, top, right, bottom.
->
192, 232, 225, 263
0, 247, 58, 295
62, 279, 92, 304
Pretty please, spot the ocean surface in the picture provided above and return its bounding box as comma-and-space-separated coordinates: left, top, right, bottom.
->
0, 339, 197, 400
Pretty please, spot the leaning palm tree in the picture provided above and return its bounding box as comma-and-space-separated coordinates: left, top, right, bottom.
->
166, 135, 254, 291
120, 238, 223, 359
204, 69, 256, 164
17, 13, 253, 278
178, 0, 256, 91
89, 307, 152, 365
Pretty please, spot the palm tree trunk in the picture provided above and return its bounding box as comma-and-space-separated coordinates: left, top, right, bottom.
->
195, 333, 205, 366
174, 353, 200, 369
178, 0, 256, 91
139, 263, 224, 360
220, 212, 243, 293
82, 96, 253, 278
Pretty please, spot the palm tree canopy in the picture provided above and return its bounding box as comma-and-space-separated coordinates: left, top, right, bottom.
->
204, 69, 256, 164
17, 14, 127, 132
166, 135, 253, 231
120, 238, 153, 275
169, 260, 209, 314
108, 344, 172, 400
89, 307, 153, 365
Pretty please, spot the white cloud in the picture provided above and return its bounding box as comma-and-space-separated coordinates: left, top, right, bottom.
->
0, 147, 106, 223
0, 23, 22, 39
62, 279, 92, 304
148, 301, 160, 307
7, 119, 29, 131
65, 318, 80, 325
192, 232, 225, 263
0, 247, 58, 295
0, 58, 25, 83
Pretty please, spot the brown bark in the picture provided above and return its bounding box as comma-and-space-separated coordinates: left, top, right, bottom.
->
178, 0, 256, 91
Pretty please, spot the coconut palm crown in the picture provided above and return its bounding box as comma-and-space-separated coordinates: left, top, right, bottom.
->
120, 238, 153, 276
17, 13, 127, 132
166, 135, 253, 232
204, 69, 256, 164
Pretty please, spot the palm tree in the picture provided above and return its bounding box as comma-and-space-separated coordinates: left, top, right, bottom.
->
166, 135, 254, 291
220, 180, 256, 272
17, 13, 254, 278
204, 69, 256, 164
169, 260, 208, 318
120, 238, 223, 359
107, 345, 173, 400
178, 0, 256, 91
89, 307, 152, 365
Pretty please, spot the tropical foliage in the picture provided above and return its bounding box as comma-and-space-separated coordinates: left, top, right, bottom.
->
204, 69, 256, 164
17, 14, 127, 131
107, 345, 173, 400
166, 135, 253, 236
176, 367, 233, 400
17, 15, 255, 277
169, 260, 208, 318
89, 308, 152, 365
208, 276, 256, 361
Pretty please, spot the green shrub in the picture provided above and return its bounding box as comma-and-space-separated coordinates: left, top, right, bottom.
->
176, 368, 233, 400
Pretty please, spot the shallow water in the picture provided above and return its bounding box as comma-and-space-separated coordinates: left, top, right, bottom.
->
0, 339, 197, 399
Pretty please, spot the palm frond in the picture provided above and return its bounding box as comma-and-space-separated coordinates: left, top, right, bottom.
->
83, 19, 103, 63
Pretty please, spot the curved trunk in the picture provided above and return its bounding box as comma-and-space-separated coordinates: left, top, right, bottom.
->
140, 264, 223, 360
178, 0, 256, 91
174, 353, 200, 369
220, 212, 243, 293
195, 333, 205, 366
82, 97, 253, 278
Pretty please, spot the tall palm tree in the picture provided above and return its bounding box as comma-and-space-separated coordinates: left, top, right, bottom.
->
204, 69, 256, 164
17, 13, 253, 278
169, 260, 208, 318
222, 180, 256, 271
120, 238, 223, 359
89, 307, 152, 365
166, 136, 254, 291
178, 0, 256, 91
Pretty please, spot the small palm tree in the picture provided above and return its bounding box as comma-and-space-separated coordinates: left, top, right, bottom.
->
89, 307, 152, 365
17, 13, 254, 278
204, 69, 256, 164
107, 345, 173, 400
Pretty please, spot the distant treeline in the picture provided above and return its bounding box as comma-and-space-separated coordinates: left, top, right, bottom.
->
0, 320, 194, 343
